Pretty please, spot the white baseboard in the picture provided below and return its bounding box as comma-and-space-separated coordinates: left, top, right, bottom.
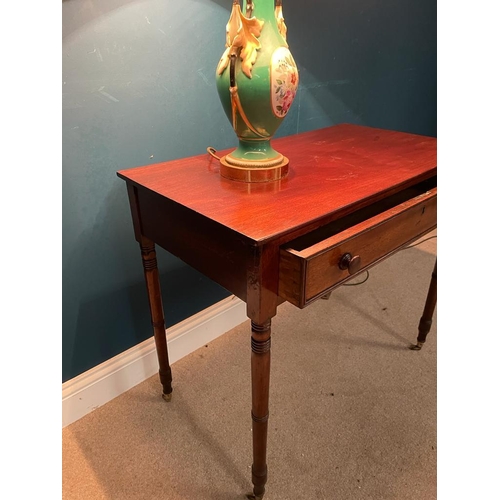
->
62, 295, 247, 428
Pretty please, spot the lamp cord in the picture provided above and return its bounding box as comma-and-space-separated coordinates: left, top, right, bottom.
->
207, 147, 220, 160
342, 235, 437, 286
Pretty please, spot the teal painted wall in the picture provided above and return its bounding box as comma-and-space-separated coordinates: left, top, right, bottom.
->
62, 0, 436, 382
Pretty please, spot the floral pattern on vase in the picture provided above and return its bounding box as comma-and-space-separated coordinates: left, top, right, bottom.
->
270, 46, 299, 118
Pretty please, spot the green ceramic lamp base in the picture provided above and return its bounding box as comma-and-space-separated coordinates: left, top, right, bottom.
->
219, 139, 289, 183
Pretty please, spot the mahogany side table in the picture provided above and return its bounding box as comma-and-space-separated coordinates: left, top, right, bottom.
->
117, 124, 437, 499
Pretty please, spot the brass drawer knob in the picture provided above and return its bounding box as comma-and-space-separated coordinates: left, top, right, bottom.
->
338, 253, 362, 275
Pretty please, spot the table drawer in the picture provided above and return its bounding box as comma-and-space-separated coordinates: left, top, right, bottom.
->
279, 184, 437, 308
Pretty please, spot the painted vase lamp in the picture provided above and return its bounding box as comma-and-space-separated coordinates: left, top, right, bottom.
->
215, 0, 299, 182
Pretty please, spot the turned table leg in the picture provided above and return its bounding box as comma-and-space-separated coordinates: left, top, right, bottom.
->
140, 239, 173, 400
411, 260, 437, 351
248, 319, 272, 500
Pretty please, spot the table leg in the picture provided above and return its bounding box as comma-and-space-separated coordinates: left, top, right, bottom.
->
410, 260, 437, 351
248, 319, 272, 500
140, 239, 173, 400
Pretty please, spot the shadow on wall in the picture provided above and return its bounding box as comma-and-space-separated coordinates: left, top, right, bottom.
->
62, 0, 235, 382
279, 0, 437, 137
68, 265, 230, 382
62, 180, 229, 382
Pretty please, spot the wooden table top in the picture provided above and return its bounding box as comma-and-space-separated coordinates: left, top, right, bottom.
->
117, 124, 437, 244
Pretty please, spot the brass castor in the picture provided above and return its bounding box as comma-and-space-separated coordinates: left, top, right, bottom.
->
409, 341, 424, 351
162, 392, 172, 402
246, 494, 264, 500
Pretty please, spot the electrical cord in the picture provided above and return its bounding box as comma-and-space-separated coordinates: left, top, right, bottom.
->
343, 270, 370, 286
403, 235, 437, 249
207, 147, 220, 160
342, 235, 437, 287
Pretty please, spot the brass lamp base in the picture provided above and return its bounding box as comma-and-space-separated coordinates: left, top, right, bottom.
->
219, 154, 289, 183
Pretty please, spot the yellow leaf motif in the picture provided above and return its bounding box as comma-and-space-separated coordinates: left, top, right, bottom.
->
216, 2, 264, 79
275, 3, 288, 42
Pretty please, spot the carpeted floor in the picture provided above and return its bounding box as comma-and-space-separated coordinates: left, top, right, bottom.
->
63, 231, 437, 500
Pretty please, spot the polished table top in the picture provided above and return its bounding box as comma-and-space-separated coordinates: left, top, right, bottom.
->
117, 123, 437, 245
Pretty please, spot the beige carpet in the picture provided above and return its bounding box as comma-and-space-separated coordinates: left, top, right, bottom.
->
63, 231, 437, 500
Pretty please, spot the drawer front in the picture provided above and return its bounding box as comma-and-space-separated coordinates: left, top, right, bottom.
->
279, 188, 437, 308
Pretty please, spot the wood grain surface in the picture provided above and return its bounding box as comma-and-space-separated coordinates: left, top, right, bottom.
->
117, 124, 437, 244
